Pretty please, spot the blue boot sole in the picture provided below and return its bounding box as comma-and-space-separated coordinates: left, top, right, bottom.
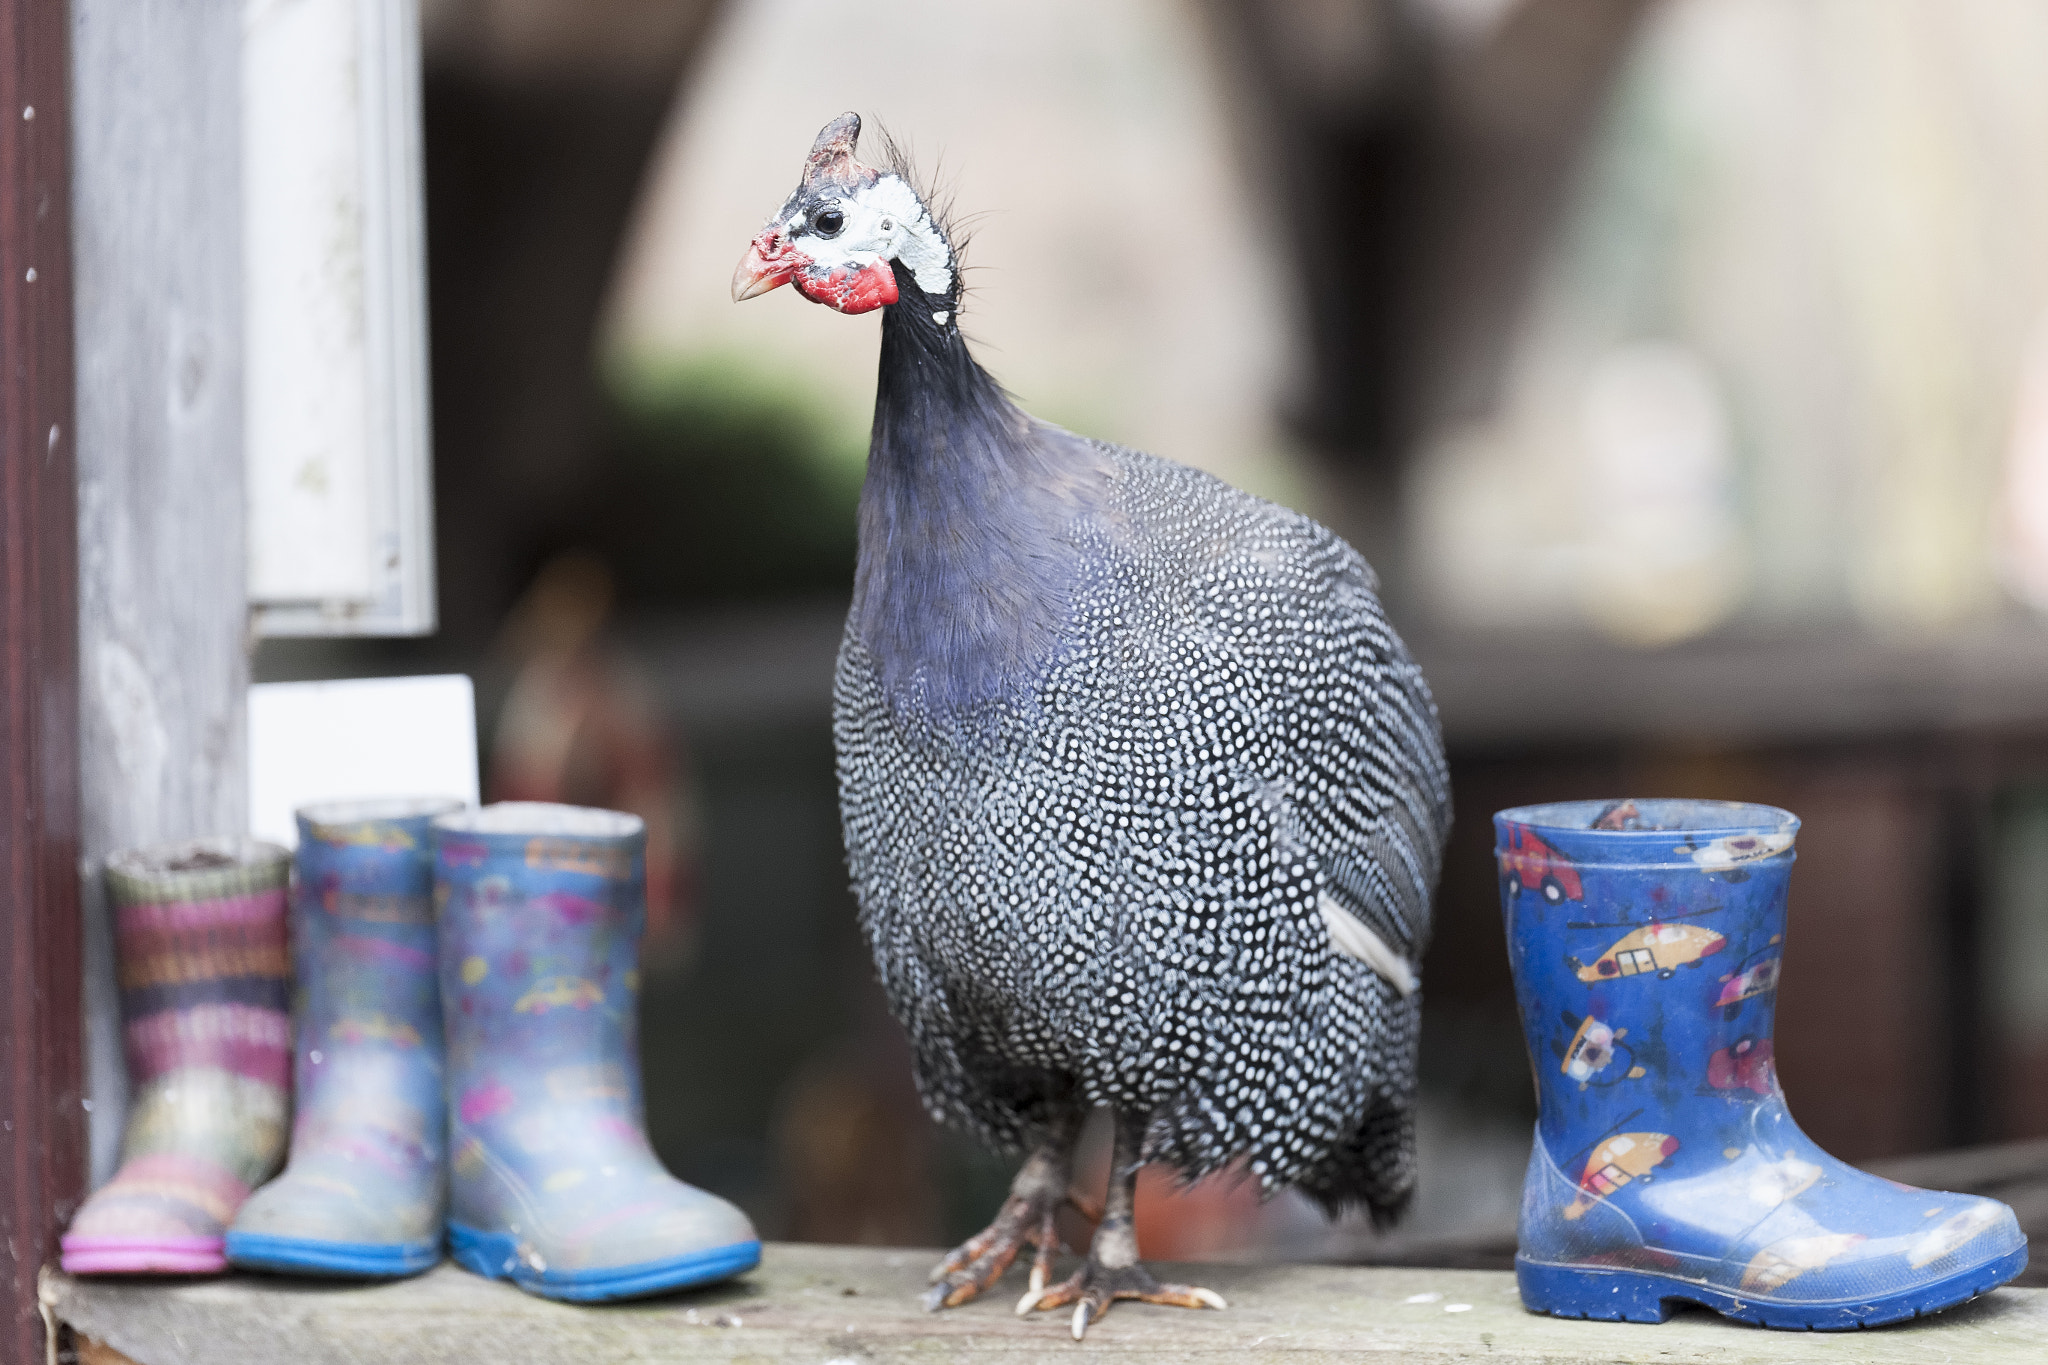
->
225, 1230, 443, 1279
1517, 1244, 2029, 1329
446, 1221, 761, 1302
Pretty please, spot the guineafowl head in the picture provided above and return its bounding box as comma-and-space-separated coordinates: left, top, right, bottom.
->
732, 112, 958, 318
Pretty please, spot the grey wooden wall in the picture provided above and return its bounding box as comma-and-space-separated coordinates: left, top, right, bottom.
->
71, 0, 247, 1183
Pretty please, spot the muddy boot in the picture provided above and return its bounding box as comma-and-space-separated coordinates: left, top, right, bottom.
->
433, 802, 759, 1301
228, 798, 464, 1277
62, 840, 293, 1274
1498, 799, 2027, 1329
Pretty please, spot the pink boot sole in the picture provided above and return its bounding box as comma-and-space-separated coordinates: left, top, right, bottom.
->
61, 1235, 227, 1275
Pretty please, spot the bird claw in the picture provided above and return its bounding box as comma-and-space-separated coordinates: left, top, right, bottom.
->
1011, 1230, 1075, 1315
923, 1191, 1065, 1311
926, 1222, 999, 1285
1021, 1259, 1227, 1338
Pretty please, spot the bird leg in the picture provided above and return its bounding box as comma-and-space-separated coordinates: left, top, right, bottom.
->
1017, 1108, 1227, 1339
923, 1111, 1085, 1311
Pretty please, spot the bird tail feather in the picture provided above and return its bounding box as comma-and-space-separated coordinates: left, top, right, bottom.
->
1293, 1093, 1417, 1228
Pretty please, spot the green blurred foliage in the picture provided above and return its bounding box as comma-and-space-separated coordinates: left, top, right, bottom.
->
598, 351, 866, 605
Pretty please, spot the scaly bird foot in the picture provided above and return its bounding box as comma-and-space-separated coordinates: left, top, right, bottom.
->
1016, 1258, 1226, 1339
922, 1187, 1091, 1312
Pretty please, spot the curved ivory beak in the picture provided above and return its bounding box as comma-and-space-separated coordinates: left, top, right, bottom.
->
732, 229, 796, 302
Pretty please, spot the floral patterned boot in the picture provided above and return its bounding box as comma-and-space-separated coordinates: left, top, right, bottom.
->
433, 802, 758, 1301
228, 798, 464, 1276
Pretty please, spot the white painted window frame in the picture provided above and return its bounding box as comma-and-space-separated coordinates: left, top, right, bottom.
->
244, 0, 435, 636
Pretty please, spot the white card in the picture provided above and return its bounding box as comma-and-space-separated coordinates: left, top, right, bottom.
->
248, 674, 479, 848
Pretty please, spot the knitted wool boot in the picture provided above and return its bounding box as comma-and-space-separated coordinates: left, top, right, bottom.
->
433, 803, 759, 1301
62, 840, 293, 1274
227, 798, 464, 1277
1499, 799, 2027, 1329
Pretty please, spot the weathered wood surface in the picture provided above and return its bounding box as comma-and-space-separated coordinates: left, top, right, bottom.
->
41, 1242, 2048, 1365
77, 1335, 145, 1365
71, 0, 248, 1185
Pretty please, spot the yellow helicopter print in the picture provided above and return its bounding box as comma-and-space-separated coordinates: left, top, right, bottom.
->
1563, 1130, 1679, 1220
1570, 922, 1726, 983
513, 976, 605, 1014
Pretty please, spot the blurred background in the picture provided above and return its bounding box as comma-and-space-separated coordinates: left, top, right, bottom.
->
256, 0, 2048, 1270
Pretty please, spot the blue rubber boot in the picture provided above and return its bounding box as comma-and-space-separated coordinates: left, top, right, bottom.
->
1498, 799, 2027, 1330
228, 798, 464, 1278
432, 803, 759, 1302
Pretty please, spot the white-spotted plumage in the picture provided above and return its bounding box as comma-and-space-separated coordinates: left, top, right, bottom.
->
744, 111, 1451, 1232
835, 442, 1451, 1211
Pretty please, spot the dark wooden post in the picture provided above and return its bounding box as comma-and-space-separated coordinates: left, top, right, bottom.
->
0, 0, 86, 1359
1197, 0, 1650, 583
1203, 0, 1651, 471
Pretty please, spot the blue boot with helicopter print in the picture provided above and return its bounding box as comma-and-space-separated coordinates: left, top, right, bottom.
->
1497, 799, 2026, 1330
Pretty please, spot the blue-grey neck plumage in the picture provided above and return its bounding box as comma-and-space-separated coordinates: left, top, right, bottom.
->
854, 267, 1110, 721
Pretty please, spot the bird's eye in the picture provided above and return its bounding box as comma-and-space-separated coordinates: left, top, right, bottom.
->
812, 208, 845, 237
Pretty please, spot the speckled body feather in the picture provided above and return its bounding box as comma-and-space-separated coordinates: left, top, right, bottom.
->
834, 267, 1451, 1218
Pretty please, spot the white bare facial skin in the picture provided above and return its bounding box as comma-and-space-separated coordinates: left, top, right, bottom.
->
794, 174, 954, 297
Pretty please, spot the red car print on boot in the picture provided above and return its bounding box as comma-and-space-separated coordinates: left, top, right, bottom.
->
1501, 823, 1584, 905
1707, 1036, 1776, 1095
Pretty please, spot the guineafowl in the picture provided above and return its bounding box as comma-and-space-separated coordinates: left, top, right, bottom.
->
734, 113, 1451, 1337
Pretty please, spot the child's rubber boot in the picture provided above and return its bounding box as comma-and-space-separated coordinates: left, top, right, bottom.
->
227, 798, 465, 1277
1497, 799, 2027, 1329
433, 802, 760, 1301
62, 840, 293, 1274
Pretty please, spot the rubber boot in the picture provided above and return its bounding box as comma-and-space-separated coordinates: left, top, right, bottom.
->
62, 840, 293, 1274
227, 798, 464, 1277
1498, 799, 2027, 1329
433, 802, 759, 1301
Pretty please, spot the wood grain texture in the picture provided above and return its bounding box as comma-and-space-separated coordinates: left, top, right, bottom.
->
0, 2, 86, 1363
77, 1335, 145, 1365
70, 0, 248, 1184
39, 1243, 2048, 1365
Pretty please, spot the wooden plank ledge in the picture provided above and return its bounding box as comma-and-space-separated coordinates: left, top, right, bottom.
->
40, 1242, 2048, 1364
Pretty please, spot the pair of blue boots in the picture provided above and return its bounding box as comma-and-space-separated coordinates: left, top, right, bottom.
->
224, 799, 759, 1301
1499, 799, 2027, 1329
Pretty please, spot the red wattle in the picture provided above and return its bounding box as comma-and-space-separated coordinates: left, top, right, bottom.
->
794, 258, 899, 314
